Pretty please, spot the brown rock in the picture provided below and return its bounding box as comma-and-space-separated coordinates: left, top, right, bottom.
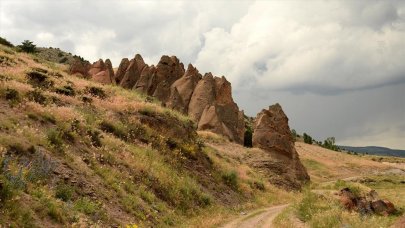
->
119, 54, 146, 89
252, 103, 310, 189
188, 73, 216, 122
152, 55, 185, 103
89, 59, 114, 84
133, 65, 157, 95
166, 64, 202, 113
69, 59, 91, 77
88, 59, 105, 76
114, 58, 130, 84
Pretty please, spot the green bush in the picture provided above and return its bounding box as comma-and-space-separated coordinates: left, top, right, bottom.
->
55, 85, 75, 96
47, 129, 64, 152
99, 120, 127, 141
296, 190, 318, 221
222, 171, 238, 189
26, 89, 47, 105
26, 71, 54, 88
18, 40, 36, 53
303, 133, 313, 144
74, 197, 98, 215
86, 86, 107, 99
55, 183, 74, 202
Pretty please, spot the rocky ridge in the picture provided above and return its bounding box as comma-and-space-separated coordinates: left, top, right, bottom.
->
70, 54, 310, 188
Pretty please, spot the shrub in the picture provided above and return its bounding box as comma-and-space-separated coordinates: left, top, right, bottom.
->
55, 85, 75, 96
26, 71, 54, 88
26, 89, 47, 105
86, 86, 107, 99
296, 190, 318, 222
74, 197, 98, 215
55, 183, 74, 202
87, 129, 103, 147
303, 133, 313, 144
47, 129, 64, 152
18, 40, 36, 53
99, 120, 127, 141
4, 88, 21, 106
222, 171, 238, 189
0, 37, 14, 47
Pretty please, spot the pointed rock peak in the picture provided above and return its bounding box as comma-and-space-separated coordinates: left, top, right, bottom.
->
134, 54, 144, 62
105, 59, 112, 66
203, 72, 214, 79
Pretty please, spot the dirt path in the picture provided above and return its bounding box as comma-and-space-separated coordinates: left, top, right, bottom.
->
221, 204, 289, 228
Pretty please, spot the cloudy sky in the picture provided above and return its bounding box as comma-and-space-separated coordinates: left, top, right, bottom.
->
1, 0, 405, 149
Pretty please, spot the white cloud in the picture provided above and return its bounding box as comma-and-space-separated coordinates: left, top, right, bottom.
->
195, 1, 405, 94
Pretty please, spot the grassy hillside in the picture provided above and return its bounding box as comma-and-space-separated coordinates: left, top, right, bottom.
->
274, 142, 405, 228
0, 44, 298, 227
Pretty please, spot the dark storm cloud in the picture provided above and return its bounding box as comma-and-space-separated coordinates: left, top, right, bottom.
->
1, 0, 404, 148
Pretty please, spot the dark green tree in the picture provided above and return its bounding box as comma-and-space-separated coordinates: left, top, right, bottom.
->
18, 40, 37, 53
303, 133, 313, 144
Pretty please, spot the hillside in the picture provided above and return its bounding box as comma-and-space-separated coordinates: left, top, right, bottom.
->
0, 44, 301, 227
274, 142, 405, 228
339, 145, 405, 158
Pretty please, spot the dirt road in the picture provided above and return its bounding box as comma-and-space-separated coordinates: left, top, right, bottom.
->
221, 204, 289, 228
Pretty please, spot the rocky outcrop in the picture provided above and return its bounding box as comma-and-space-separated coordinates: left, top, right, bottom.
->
251, 103, 309, 189
119, 54, 146, 89
152, 56, 185, 104
187, 74, 245, 144
166, 64, 202, 113
88, 59, 114, 84
114, 58, 130, 84
69, 59, 91, 77
339, 188, 397, 216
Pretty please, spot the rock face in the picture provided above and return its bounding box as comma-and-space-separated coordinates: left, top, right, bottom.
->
88, 59, 114, 84
166, 64, 202, 113
251, 103, 309, 189
152, 55, 185, 104
119, 54, 146, 89
188, 74, 245, 144
69, 59, 91, 77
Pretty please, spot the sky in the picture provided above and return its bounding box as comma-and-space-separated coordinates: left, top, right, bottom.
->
1, 0, 405, 149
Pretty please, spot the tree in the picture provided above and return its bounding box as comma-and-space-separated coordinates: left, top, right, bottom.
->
18, 40, 37, 53
303, 133, 313, 144
291, 129, 297, 142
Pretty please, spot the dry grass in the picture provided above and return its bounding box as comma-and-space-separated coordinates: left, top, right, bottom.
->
296, 142, 391, 183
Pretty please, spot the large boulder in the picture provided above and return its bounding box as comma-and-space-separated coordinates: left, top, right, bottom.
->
251, 104, 310, 189
166, 64, 202, 113
152, 56, 185, 104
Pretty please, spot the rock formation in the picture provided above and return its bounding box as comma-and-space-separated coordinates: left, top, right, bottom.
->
88, 59, 114, 84
152, 55, 185, 104
119, 54, 146, 89
114, 58, 130, 84
251, 103, 309, 189
69, 59, 91, 77
166, 64, 202, 113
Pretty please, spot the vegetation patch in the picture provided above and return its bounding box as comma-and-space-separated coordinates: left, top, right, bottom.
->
26, 71, 54, 88
55, 85, 75, 96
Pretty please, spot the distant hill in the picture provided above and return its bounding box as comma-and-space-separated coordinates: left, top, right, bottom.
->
338, 145, 405, 158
